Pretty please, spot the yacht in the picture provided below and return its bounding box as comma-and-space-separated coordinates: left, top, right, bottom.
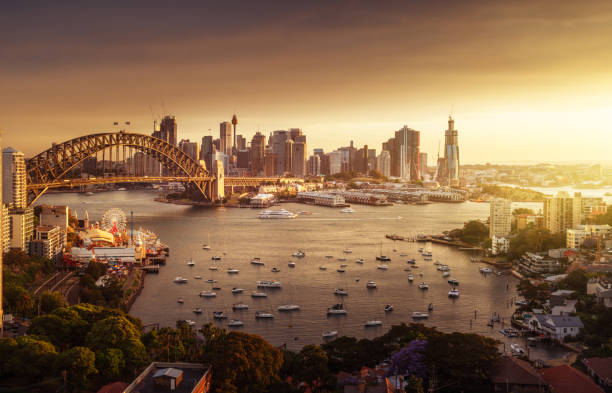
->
250, 258, 264, 265
184, 320, 196, 326
337, 268, 346, 273
271, 267, 281, 273
177, 297, 184, 304
376, 265, 388, 270
480, 267, 493, 274
205, 279, 217, 283
447, 279, 459, 286
364, 320, 382, 327
213, 311, 227, 320
259, 209, 297, 219
193, 308, 202, 314
337, 257, 347, 262
322, 330, 338, 339
340, 207, 355, 213
232, 303, 249, 310
343, 249, 353, 254
257, 280, 281, 288
422, 251, 432, 257
292, 250, 306, 258
187, 259, 195, 266
400, 253, 408, 257
174, 277, 188, 284
251, 291, 268, 298
424, 256, 433, 261
212, 286, 221, 291
327, 303, 347, 315
231, 287, 244, 294
288, 261, 296, 267
228, 320, 244, 327
202, 244, 211, 250
209, 266, 218, 271
255, 311, 274, 319
194, 276, 202, 280
85, 191, 95, 196
418, 247, 424, 252
319, 266, 327, 271
355, 258, 365, 264
199, 290, 216, 297
366, 280, 377, 289
442, 271, 450, 277
407, 259, 416, 264
418, 282, 429, 290
278, 304, 301, 311
211, 256, 221, 261
408, 274, 414, 281
448, 288, 460, 298
412, 312, 429, 319
334, 288, 348, 296
227, 268, 239, 274
384, 304, 393, 312
376, 255, 391, 262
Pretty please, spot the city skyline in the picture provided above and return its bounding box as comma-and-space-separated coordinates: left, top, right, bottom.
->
2, 1, 612, 163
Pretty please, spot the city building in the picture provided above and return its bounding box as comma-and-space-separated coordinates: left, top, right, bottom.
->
39, 205, 69, 246
527, 314, 584, 340
2, 147, 27, 208
518, 252, 563, 274
327, 151, 343, 175
132, 152, 146, 176
489, 198, 512, 238
390, 126, 420, 181
566, 224, 611, 249
439, 116, 460, 186
8, 207, 34, 251
307, 154, 321, 176
250, 132, 266, 175
291, 140, 307, 177
236, 150, 250, 169
219, 121, 233, 157
297, 191, 346, 207
30, 225, 62, 261
263, 152, 277, 177
200, 135, 214, 172
179, 139, 200, 161
159, 115, 178, 146
231, 114, 238, 154
269, 130, 289, 175
491, 235, 510, 256
236, 134, 246, 151
122, 362, 211, 393
516, 214, 544, 230
377, 150, 391, 177
544, 192, 581, 233
419, 152, 428, 179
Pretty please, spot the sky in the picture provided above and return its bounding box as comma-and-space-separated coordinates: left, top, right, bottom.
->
1, 0, 611, 163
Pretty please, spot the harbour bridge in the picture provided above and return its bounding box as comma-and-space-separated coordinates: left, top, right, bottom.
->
26, 131, 301, 206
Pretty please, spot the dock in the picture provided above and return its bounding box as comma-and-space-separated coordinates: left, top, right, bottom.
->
142, 265, 160, 274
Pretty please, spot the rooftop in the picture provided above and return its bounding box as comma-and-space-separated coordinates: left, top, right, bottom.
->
489, 356, 543, 386
582, 357, 612, 385
124, 362, 210, 393
540, 365, 604, 393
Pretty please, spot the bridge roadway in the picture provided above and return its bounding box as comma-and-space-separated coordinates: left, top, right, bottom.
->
27, 175, 303, 191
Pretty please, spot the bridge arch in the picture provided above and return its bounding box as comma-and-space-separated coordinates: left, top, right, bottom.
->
26, 132, 215, 205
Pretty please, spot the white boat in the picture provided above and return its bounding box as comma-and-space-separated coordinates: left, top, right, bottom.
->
448, 288, 460, 297
259, 209, 297, 219
340, 207, 355, 213
251, 258, 264, 265
232, 303, 249, 310
400, 253, 408, 257
418, 247, 424, 252
213, 311, 227, 319
296, 211, 312, 215
184, 320, 196, 326
271, 267, 281, 273
322, 330, 338, 339
288, 261, 296, 267
366, 280, 377, 288
231, 287, 244, 294
480, 267, 493, 274
209, 266, 218, 271
85, 191, 95, 196
228, 319, 244, 327
211, 256, 221, 261
257, 280, 281, 288
205, 279, 217, 283
319, 266, 327, 271
377, 265, 388, 270
418, 282, 429, 290
292, 250, 306, 258
251, 291, 268, 298
510, 344, 526, 356
327, 303, 348, 315
278, 304, 301, 311
334, 288, 348, 296
442, 271, 450, 277
117, 187, 127, 191
187, 259, 195, 266
408, 274, 414, 281
227, 268, 239, 274
255, 311, 274, 319
384, 305, 393, 312
199, 290, 216, 297
355, 258, 364, 264
194, 276, 202, 280
202, 244, 211, 250
174, 277, 188, 284
364, 320, 382, 327
193, 308, 202, 314
407, 259, 416, 264
424, 256, 433, 261
177, 297, 184, 303
339, 263, 348, 268
412, 312, 429, 319
343, 249, 353, 254
337, 268, 346, 273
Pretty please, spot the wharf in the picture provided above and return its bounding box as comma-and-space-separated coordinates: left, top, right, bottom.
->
142, 265, 160, 273
386, 233, 486, 252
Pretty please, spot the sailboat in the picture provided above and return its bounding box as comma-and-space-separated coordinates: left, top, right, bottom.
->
202, 232, 211, 250
376, 242, 391, 262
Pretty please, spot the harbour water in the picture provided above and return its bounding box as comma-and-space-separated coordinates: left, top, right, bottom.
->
39, 190, 568, 358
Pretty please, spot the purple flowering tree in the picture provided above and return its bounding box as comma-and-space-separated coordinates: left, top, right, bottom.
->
388, 339, 427, 379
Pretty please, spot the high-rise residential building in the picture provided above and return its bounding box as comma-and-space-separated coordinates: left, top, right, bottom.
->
284, 139, 294, 173
441, 116, 460, 186
390, 126, 420, 180
377, 150, 391, 177
420, 153, 428, 179
8, 207, 34, 251
489, 198, 512, 238
220, 122, 233, 157
3, 147, 27, 208
250, 132, 266, 175
328, 151, 343, 175
320, 154, 330, 175
132, 152, 146, 176
159, 115, 178, 146
2, 204, 9, 254
39, 205, 69, 246
179, 139, 200, 161
30, 225, 62, 261
307, 155, 321, 176
573, 192, 606, 224
543, 192, 581, 233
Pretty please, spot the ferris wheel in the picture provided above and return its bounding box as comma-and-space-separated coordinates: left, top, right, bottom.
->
101, 208, 127, 233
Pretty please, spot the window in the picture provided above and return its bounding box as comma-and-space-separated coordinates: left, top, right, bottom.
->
564, 328, 567, 333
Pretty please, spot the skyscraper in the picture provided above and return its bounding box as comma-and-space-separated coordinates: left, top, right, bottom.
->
231, 114, 238, 154
270, 130, 289, 175
200, 136, 214, 172
220, 122, 233, 157
443, 116, 460, 185
489, 198, 512, 238
377, 150, 391, 177
179, 139, 200, 161
250, 132, 266, 175
420, 152, 428, 179
391, 126, 420, 181
3, 147, 27, 208
543, 192, 582, 233
159, 115, 178, 146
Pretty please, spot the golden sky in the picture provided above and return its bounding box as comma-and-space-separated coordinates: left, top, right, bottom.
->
1, 1, 611, 163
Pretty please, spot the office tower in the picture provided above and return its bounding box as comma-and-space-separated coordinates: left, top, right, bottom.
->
284, 139, 294, 173
368, 149, 377, 174
328, 151, 343, 174
270, 130, 289, 175
212, 151, 228, 175
264, 152, 277, 177
231, 114, 238, 154
377, 150, 391, 177
179, 139, 200, 161
236, 135, 247, 151
292, 141, 307, 177
391, 126, 420, 181
3, 147, 27, 208
132, 152, 146, 176
250, 132, 266, 175
543, 192, 581, 233
443, 116, 460, 185
237, 150, 250, 169
220, 122, 233, 156
307, 155, 321, 176
159, 115, 178, 146
200, 136, 214, 171
420, 153, 428, 179
320, 154, 330, 175
489, 198, 512, 238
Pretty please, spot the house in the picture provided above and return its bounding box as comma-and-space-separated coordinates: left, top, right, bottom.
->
550, 289, 575, 307
587, 278, 612, 308
582, 357, 612, 390
527, 314, 583, 340
122, 362, 211, 393
489, 356, 546, 392
539, 365, 604, 393
551, 299, 577, 316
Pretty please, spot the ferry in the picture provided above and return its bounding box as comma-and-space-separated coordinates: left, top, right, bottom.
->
255, 311, 274, 319
278, 304, 301, 311
174, 277, 188, 284
259, 209, 297, 219
250, 258, 264, 265
327, 303, 348, 315
232, 303, 249, 310
257, 280, 281, 288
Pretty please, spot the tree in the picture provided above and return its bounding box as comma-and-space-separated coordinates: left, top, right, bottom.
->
55, 346, 97, 392
40, 291, 66, 314
512, 208, 534, 216
95, 348, 125, 382
557, 269, 589, 294
460, 220, 489, 245
7, 336, 58, 379
405, 375, 425, 393
293, 345, 331, 393
388, 340, 427, 379
508, 226, 565, 260
0, 338, 18, 374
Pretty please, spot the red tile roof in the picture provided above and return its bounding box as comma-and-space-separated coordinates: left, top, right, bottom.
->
489, 356, 543, 386
540, 365, 604, 393
582, 357, 612, 386
96, 382, 129, 393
